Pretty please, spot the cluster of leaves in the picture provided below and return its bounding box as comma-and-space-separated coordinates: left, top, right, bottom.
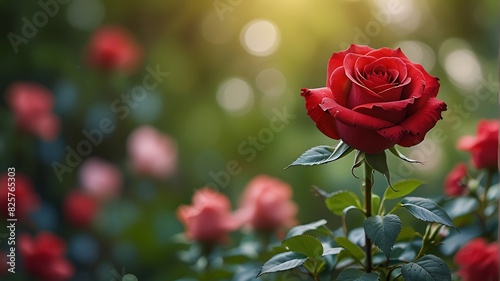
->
259, 181, 453, 281
259, 142, 455, 281
439, 172, 498, 256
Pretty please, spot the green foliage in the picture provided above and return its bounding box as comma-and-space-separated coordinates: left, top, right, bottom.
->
258, 252, 308, 276
287, 142, 353, 167
285, 219, 328, 239
282, 235, 323, 259
400, 197, 454, 228
365, 151, 391, 187
383, 179, 425, 200
401, 255, 451, 281
336, 268, 379, 281
325, 190, 362, 216
363, 215, 402, 258
335, 236, 365, 262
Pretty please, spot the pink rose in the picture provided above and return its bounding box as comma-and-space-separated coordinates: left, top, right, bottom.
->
444, 163, 468, 197
86, 26, 142, 73
454, 238, 499, 281
457, 120, 499, 170
127, 126, 177, 179
19, 232, 74, 281
5, 82, 60, 141
0, 172, 40, 220
237, 175, 297, 232
301, 45, 446, 153
63, 190, 100, 228
79, 157, 122, 200
177, 188, 239, 244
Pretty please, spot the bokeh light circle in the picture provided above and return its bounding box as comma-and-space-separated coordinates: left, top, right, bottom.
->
240, 19, 280, 56
256, 68, 287, 97
67, 0, 105, 31
216, 78, 254, 115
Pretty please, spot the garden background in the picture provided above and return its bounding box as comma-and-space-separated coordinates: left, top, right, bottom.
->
0, 0, 498, 280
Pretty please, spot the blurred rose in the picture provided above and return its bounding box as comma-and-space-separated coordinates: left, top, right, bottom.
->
19, 232, 74, 281
86, 26, 142, 73
79, 157, 122, 200
63, 190, 100, 228
0, 172, 40, 220
5, 82, 60, 141
237, 175, 297, 232
177, 188, 239, 244
444, 163, 468, 197
457, 120, 499, 170
454, 238, 499, 281
127, 126, 177, 179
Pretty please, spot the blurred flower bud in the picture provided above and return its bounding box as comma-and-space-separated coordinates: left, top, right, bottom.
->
19, 232, 74, 281
85, 26, 142, 73
79, 157, 122, 200
63, 190, 100, 228
127, 126, 177, 179
0, 172, 40, 220
457, 120, 499, 170
177, 188, 239, 244
5, 82, 60, 141
236, 175, 297, 232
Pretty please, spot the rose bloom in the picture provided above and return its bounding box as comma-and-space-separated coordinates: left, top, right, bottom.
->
457, 120, 499, 170
454, 238, 499, 281
237, 175, 297, 232
0, 172, 40, 220
444, 163, 468, 197
127, 126, 177, 179
19, 232, 74, 281
86, 26, 142, 73
302, 45, 446, 154
63, 190, 100, 228
78, 157, 123, 200
5, 82, 60, 141
177, 188, 239, 244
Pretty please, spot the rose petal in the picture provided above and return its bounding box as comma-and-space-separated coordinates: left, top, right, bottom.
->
327, 44, 374, 86
347, 83, 386, 108
320, 98, 395, 129
301, 88, 340, 139
457, 136, 478, 151
353, 98, 415, 124
397, 97, 447, 147
335, 122, 400, 153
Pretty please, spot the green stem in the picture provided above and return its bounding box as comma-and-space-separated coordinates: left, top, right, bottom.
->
477, 170, 494, 233
364, 163, 373, 273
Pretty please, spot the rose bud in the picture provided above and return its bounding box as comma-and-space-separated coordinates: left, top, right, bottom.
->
454, 238, 499, 281
301, 44, 446, 154
177, 188, 239, 244
457, 120, 499, 170
5, 82, 60, 141
0, 172, 40, 220
237, 175, 297, 233
63, 190, 100, 228
78, 157, 123, 200
19, 232, 75, 281
85, 26, 142, 73
444, 162, 468, 197
127, 126, 177, 179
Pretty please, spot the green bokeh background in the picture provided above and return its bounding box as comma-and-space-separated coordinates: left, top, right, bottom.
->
0, 0, 498, 280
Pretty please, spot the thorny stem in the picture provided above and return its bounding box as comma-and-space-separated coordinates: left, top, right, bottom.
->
364, 163, 373, 273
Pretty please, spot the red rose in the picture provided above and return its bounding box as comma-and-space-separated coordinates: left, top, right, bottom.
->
19, 232, 74, 281
454, 238, 499, 281
5, 82, 60, 141
177, 188, 239, 244
444, 163, 468, 197
236, 175, 297, 232
457, 120, 499, 170
0, 172, 40, 220
301, 45, 447, 154
86, 26, 142, 73
63, 190, 100, 228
